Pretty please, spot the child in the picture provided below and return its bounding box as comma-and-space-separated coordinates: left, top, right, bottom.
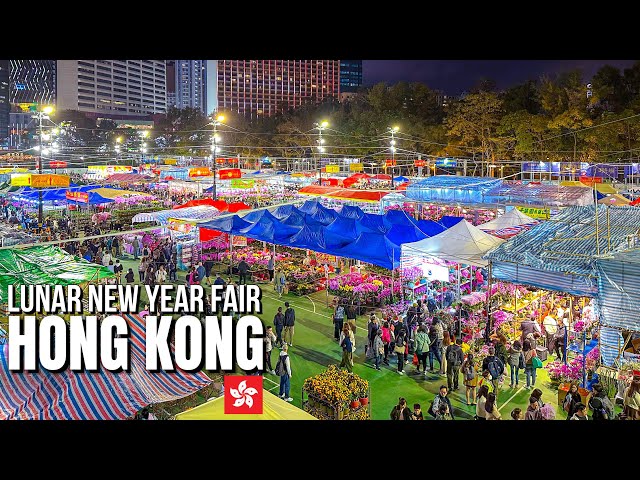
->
511, 407, 522, 420
413, 403, 424, 420
125, 268, 135, 284
478, 370, 495, 394
435, 403, 453, 420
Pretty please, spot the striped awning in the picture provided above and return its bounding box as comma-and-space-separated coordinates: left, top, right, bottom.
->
132, 206, 221, 225
0, 314, 211, 420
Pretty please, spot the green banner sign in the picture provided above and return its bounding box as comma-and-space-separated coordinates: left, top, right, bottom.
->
231, 179, 255, 189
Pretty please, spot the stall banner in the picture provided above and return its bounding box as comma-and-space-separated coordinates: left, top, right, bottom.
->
66, 191, 89, 203
385, 159, 397, 167
0, 167, 28, 174
163, 158, 177, 165
414, 160, 426, 167
516, 206, 550, 220
232, 236, 247, 247
88, 165, 132, 175
316, 253, 337, 264
10, 173, 31, 186
349, 163, 363, 172
579, 176, 603, 186
522, 162, 561, 173
219, 168, 242, 180
230, 179, 254, 189
435, 157, 457, 167
583, 165, 619, 179
291, 173, 304, 177
189, 167, 211, 178
49, 161, 68, 169
31, 174, 70, 188
325, 164, 339, 173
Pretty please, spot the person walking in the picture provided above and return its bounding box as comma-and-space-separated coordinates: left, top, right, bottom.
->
507, 340, 525, 389
196, 262, 206, 285
390, 397, 412, 420
125, 268, 135, 284
482, 346, 505, 394
445, 338, 464, 391
132, 236, 140, 260
484, 392, 502, 420
523, 339, 538, 389
511, 408, 523, 420
554, 318, 567, 362
276, 343, 292, 402
475, 385, 490, 420
589, 383, 615, 420
138, 259, 146, 283
414, 325, 430, 374
114, 259, 123, 284
264, 325, 277, 374
333, 301, 345, 342
339, 325, 354, 373
431, 385, 455, 420
462, 353, 478, 406
273, 306, 285, 348
381, 321, 392, 366
429, 320, 444, 373
345, 302, 358, 335
283, 302, 295, 346
373, 329, 384, 371
238, 259, 249, 285
623, 372, 640, 420
275, 269, 286, 297
562, 383, 582, 420
394, 326, 408, 375
267, 255, 275, 281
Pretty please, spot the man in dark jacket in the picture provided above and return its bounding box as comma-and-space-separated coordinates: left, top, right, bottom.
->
431, 386, 455, 419
283, 302, 296, 346
554, 317, 567, 362
273, 306, 285, 348
238, 259, 249, 285
482, 347, 505, 393
345, 302, 357, 335
445, 339, 465, 390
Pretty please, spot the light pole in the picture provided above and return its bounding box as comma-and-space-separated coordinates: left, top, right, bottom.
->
210, 114, 225, 200
314, 120, 328, 184
139, 130, 149, 168
115, 136, 122, 164
389, 126, 399, 189
33, 105, 54, 227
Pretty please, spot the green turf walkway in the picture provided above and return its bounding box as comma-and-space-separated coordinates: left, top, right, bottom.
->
117, 255, 566, 420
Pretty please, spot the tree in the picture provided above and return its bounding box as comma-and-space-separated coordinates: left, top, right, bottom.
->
503, 81, 541, 114
592, 65, 627, 113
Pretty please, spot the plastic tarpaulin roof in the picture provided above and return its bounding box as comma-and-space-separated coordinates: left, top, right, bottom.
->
298, 198, 321, 214
132, 206, 220, 225
487, 205, 640, 295
403, 220, 505, 267
406, 176, 502, 204
384, 209, 419, 227
239, 216, 300, 242
308, 204, 338, 225
107, 173, 152, 183
0, 245, 114, 303
335, 232, 402, 270
417, 220, 447, 237
386, 224, 429, 245
298, 185, 391, 202
241, 209, 280, 223
338, 204, 365, 220
478, 208, 535, 230
438, 216, 465, 228
484, 183, 593, 207
0, 314, 211, 420
89, 187, 153, 199
271, 204, 298, 219
598, 194, 630, 206
199, 214, 252, 233
67, 191, 115, 205
174, 198, 229, 210
286, 224, 353, 252
359, 213, 393, 234
175, 389, 316, 420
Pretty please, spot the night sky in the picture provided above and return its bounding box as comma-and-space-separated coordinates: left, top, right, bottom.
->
363, 60, 638, 94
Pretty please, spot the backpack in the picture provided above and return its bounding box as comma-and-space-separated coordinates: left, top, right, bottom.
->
427, 400, 436, 418
487, 356, 504, 379
463, 363, 476, 381
446, 347, 459, 366
275, 354, 288, 376
590, 396, 611, 420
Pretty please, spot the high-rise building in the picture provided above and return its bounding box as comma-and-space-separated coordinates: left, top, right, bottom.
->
0, 60, 8, 144
174, 60, 206, 112
166, 60, 176, 108
206, 60, 340, 118
9, 60, 56, 105
56, 60, 167, 118
339, 60, 362, 93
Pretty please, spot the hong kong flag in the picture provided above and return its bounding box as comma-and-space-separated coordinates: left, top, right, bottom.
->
224, 376, 264, 414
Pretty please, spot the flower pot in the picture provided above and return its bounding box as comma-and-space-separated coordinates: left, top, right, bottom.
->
359, 397, 369, 406
350, 400, 361, 409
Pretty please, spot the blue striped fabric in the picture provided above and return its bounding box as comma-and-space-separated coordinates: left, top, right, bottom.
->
600, 327, 624, 367
488, 205, 640, 294
0, 314, 211, 420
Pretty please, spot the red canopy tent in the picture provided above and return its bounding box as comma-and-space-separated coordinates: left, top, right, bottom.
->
630, 198, 640, 206
371, 174, 392, 180
343, 173, 371, 188
227, 202, 252, 213
174, 198, 228, 210
298, 185, 391, 202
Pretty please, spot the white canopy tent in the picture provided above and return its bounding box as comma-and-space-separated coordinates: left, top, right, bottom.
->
477, 208, 534, 231
402, 219, 505, 267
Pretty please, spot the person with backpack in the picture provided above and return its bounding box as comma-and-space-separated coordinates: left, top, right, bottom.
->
283, 302, 296, 347
562, 383, 583, 420
445, 338, 465, 391
462, 353, 478, 405
125, 268, 135, 284
333, 301, 345, 341
482, 347, 505, 394
339, 325, 354, 373
238, 259, 249, 285
589, 383, 614, 420
389, 397, 412, 420
367, 313, 380, 354
394, 326, 408, 375
345, 302, 358, 339
273, 306, 285, 348
494, 333, 509, 367
430, 385, 455, 420
507, 340, 525, 389
429, 319, 444, 374
276, 343, 293, 402
414, 325, 431, 374
554, 317, 567, 362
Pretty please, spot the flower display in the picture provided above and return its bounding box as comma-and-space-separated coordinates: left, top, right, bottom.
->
573, 320, 586, 333
328, 272, 402, 305
585, 346, 600, 371
539, 403, 557, 420
546, 356, 584, 383
303, 365, 369, 408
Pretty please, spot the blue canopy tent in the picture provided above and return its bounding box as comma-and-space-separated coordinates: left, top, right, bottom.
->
384, 209, 419, 227
385, 224, 429, 245
285, 224, 352, 253
438, 216, 465, 229
338, 204, 365, 220
67, 192, 115, 205
271, 204, 297, 219
325, 216, 362, 239
416, 220, 447, 237
308, 204, 338, 225
393, 176, 409, 183
359, 213, 393, 234
198, 215, 252, 234
241, 209, 279, 223
239, 216, 300, 243
334, 232, 402, 270
280, 208, 307, 227
298, 198, 321, 214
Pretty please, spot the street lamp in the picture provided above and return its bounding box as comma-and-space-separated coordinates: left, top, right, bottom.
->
389, 126, 399, 189
314, 121, 329, 183
138, 130, 150, 166
210, 114, 225, 200
33, 105, 54, 227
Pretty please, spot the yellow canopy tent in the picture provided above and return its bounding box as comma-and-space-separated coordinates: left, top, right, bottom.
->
559, 180, 617, 194
174, 390, 317, 420
88, 187, 153, 199
598, 193, 631, 205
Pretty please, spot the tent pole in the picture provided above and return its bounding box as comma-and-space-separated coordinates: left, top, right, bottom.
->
565, 296, 572, 366
229, 234, 234, 279
484, 261, 493, 343
606, 205, 611, 253
457, 264, 460, 299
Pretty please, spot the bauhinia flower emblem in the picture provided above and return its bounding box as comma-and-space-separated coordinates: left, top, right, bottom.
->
229, 380, 259, 408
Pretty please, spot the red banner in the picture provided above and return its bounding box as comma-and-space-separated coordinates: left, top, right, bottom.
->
385, 159, 397, 167
219, 168, 242, 180
414, 160, 426, 167
66, 191, 89, 203
189, 167, 211, 177
49, 161, 67, 169
580, 176, 603, 185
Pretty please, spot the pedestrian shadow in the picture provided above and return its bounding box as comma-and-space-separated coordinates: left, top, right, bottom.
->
290, 344, 340, 367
